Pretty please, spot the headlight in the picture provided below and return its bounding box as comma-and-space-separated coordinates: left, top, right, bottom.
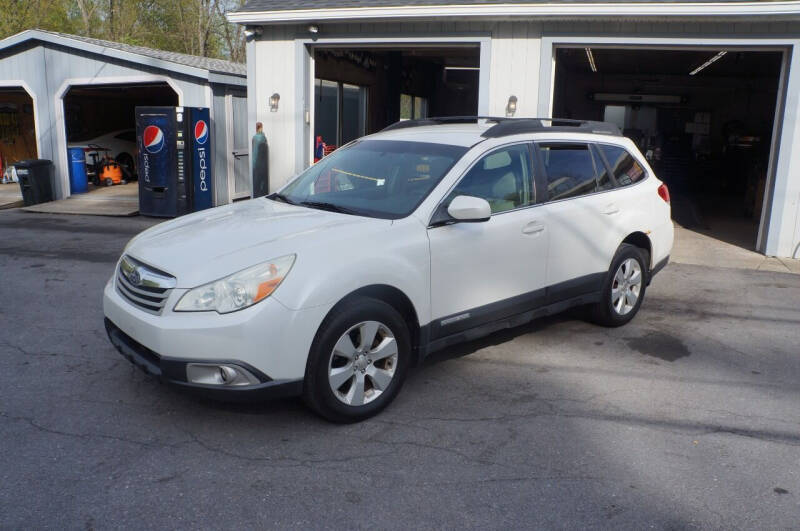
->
174, 254, 295, 314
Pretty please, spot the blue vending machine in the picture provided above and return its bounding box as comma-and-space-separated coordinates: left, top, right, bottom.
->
135, 106, 213, 217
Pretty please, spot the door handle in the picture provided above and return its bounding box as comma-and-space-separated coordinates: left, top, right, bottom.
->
522, 221, 545, 235
601, 203, 620, 215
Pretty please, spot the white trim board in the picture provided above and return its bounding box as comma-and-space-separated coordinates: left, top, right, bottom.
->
228, 1, 800, 24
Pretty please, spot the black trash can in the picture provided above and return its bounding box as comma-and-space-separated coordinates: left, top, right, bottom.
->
15, 159, 55, 206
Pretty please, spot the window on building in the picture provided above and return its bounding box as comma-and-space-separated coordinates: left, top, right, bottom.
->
314, 79, 367, 151
538, 143, 599, 201
598, 144, 646, 187
400, 94, 428, 120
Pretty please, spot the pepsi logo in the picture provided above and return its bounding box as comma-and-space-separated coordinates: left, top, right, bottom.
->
194, 120, 209, 145
143, 125, 165, 154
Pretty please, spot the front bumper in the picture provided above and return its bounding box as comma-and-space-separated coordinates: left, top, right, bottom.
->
105, 318, 303, 401
104, 275, 332, 381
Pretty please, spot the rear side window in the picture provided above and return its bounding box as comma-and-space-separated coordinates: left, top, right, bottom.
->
599, 144, 646, 187
594, 146, 614, 192
538, 143, 598, 201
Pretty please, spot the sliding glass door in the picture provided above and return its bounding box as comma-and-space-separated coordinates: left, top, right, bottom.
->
314, 79, 367, 152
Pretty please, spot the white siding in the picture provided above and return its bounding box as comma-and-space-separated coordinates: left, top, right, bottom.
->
251, 26, 299, 192
488, 22, 542, 117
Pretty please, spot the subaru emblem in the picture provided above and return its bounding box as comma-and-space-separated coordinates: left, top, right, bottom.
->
128, 267, 142, 286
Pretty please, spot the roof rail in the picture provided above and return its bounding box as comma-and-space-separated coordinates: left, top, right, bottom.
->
380, 116, 509, 133
379, 116, 621, 137
482, 118, 621, 137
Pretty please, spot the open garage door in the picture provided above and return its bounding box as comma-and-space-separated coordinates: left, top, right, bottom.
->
312, 45, 480, 155
553, 47, 783, 252
0, 87, 36, 208
63, 82, 177, 197
0, 87, 37, 168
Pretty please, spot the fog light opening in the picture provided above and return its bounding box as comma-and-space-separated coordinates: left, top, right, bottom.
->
186, 363, 260, 387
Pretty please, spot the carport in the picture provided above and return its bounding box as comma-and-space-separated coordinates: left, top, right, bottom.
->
552, 47, 783, 253
0, 29, 248, 209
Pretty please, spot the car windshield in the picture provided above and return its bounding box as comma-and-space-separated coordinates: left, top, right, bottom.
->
277, 139, 468, 219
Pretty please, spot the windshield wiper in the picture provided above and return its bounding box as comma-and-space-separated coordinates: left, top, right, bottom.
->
267, 192, 296, 205
298, 200, 359, 215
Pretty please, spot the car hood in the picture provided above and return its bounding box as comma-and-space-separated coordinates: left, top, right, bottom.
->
125, 198, 390, 287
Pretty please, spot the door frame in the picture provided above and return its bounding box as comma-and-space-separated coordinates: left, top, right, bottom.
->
298, 34, 492, 171
0, 80, 42, 160
54, 75, 184, 199
538, 34, 797, 255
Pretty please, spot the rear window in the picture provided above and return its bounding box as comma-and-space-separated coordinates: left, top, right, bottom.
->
538, 143, 599, 201
599, 144, 646, 187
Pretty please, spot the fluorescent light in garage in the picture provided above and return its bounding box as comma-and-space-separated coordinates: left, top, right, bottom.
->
585, 48, 597, 72
690, 51, 727, 76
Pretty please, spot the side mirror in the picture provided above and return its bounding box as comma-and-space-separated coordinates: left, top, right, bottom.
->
447, 195, 491, 222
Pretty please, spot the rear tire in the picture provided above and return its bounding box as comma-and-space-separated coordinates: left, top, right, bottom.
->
591, 243, 649, 327
104, 178, 113, 187
303, 297, 411, 423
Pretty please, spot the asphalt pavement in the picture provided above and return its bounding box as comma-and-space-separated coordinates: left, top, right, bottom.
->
1, 208, 799, 529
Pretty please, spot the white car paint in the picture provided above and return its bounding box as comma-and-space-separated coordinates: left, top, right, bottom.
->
104, 122, 673, 397
68, 129, 136, 168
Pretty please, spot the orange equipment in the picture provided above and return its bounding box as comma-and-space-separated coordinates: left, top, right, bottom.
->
99, 159, 125, 186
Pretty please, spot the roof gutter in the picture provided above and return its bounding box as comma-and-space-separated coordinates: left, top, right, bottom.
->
228, 1, 800, 24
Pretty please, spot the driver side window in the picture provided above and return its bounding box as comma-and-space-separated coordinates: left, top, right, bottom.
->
447, 144, 534, 214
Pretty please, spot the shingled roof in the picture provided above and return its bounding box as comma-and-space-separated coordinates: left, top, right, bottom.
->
0, 29, 245, 78
236, 0, 763, 11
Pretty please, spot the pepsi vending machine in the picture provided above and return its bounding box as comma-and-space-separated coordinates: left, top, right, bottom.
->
135, 106, 213, 217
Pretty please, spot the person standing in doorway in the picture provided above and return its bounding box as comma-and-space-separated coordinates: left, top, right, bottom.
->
252, 122, 269, 197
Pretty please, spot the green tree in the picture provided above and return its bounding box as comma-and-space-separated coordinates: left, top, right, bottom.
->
0, 0, 246, 62
0, 0, 75, 37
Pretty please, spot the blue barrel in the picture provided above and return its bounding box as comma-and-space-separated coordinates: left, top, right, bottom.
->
67, 147, 88, 194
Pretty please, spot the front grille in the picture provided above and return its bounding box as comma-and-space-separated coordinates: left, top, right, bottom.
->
116, 255, 175, 315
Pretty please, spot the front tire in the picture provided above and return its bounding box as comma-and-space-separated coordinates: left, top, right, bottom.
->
592, 243, 649, 327
303, 297, 411, 423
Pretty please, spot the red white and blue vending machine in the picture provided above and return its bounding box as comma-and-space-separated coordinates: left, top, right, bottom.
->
135, 106, 213, 217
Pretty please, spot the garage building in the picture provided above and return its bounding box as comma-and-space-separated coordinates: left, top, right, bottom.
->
0, 29, 250, 205
230, 0, 800, 259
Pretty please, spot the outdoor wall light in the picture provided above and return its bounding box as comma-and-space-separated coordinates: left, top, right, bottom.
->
244, 26, 263, 39
506, 95, 518, 117
308, 25, 320, 34
269, 93, 280, 112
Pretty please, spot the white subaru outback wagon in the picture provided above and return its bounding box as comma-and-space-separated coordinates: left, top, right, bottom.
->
104, 117, 673, 422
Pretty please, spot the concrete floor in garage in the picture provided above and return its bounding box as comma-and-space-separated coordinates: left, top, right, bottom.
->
1, 208, 799, 529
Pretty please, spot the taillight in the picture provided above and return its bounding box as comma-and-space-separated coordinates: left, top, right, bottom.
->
657, 183, 670, 203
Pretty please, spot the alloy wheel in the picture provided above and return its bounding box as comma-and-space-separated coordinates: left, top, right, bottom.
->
611, 258, 643, 316
327, 320, 398, 406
